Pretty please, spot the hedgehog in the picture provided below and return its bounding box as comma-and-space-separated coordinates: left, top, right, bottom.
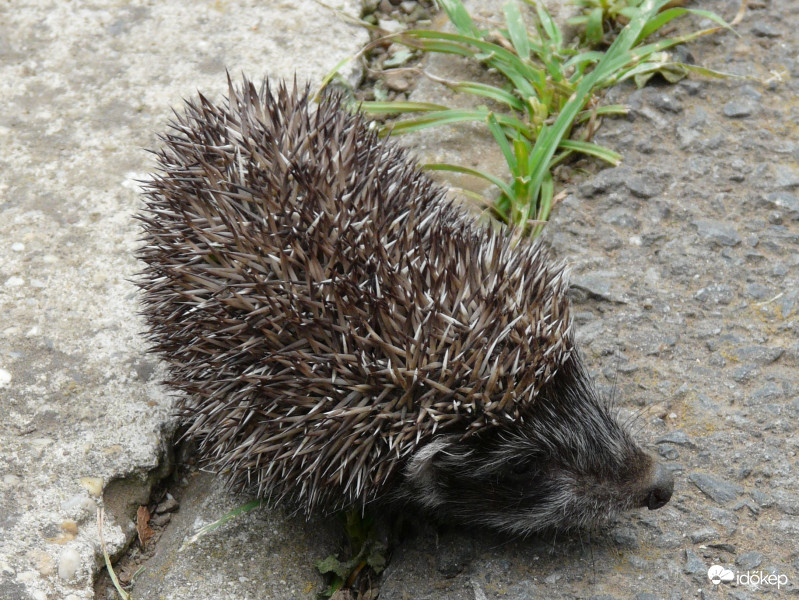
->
136, 76, 673, 536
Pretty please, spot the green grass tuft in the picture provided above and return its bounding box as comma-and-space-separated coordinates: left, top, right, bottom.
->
355, 0, 733, 236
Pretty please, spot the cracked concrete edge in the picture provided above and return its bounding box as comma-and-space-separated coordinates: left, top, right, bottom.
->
0, 2, 366, 599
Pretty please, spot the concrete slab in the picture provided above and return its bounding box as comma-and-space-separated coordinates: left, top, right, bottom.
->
0, 2, 365, 599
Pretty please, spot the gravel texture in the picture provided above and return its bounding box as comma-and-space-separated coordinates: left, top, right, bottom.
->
377, 0, 799, 597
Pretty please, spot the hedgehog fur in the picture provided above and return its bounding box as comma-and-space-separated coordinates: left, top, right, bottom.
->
137, 76, 673, 534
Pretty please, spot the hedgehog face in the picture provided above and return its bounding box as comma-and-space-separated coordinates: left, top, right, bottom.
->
401, 356, 673, 536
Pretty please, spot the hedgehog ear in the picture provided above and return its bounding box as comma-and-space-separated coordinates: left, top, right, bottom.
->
403, 437, 456, 506
406, 438, 451, 478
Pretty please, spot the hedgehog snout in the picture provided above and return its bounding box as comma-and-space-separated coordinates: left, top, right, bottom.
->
642, 461, 674, 510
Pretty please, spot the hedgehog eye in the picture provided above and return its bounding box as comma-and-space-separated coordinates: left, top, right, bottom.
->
512, 461, 532, 475
508, 459, 537, 478
498, 458, 545, 489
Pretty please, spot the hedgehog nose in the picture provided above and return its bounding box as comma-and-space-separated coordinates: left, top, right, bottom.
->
645, 463, 674, 510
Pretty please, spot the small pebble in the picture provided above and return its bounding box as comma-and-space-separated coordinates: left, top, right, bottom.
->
680, 80, 704, 96
601, 207, 638, 228
694, 284, 734, 305
739, 84, 763, 101
693, 219, 741, 247
749, 382, 782, 402
684, 549, 707, 575
650, 92, 682, 113
688, 472, 743, 504
383, 71, 410, 92
731, 364, 756, 383
31, 551, 54, 577
61, 493, 97, 520
745, 283, 770, 300
751, 21, 780, 37
722, 102, 753, 118
58, 547, 81, 581
763, 192, 799, 218
736, 551, 764, 570
774, 165, 799, 189
732, 346, 783, 365
751, 489, 775, 508
689, 528, 718, 544
772, 262, 787, 276
612, 527, 639, 548
656, 430, 695, 447
626, 175, 661, 198
0, 369, 10, 388
767, 211, 783, 225
362, 0, 379, 12
11, 242, 24, 251
657, 444, 679, 460
61, 520, 79, 535
156, 495, 180, 513
79, 477, 104, 497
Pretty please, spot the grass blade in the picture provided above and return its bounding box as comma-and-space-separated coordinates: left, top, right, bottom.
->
359, 101, 450, 114
576, 104, 629, 123
557, 139, 622, 165
528, 0, 563, 49
563, 50, 604, 72
524, 0, 671, 210
503, 0, 531, 60
316, 53, 361, 102
637, 7, 733, 43
183, 500, 264, 547
424, 163, 516, 199
530, 171, 554, 236
437, 0, 481, 37
625, 60, 735, 87
581, 7, 605, 45
381, 109, 531, 137
446, 81, 525, 111
486, 112, 518, 174
631, 27, 728, 61
404, 30, 546, 92
399, 32, 478, 59
383, 111, 486, 135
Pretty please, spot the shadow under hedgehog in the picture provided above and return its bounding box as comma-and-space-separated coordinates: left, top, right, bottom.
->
136, 76, 673, 537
